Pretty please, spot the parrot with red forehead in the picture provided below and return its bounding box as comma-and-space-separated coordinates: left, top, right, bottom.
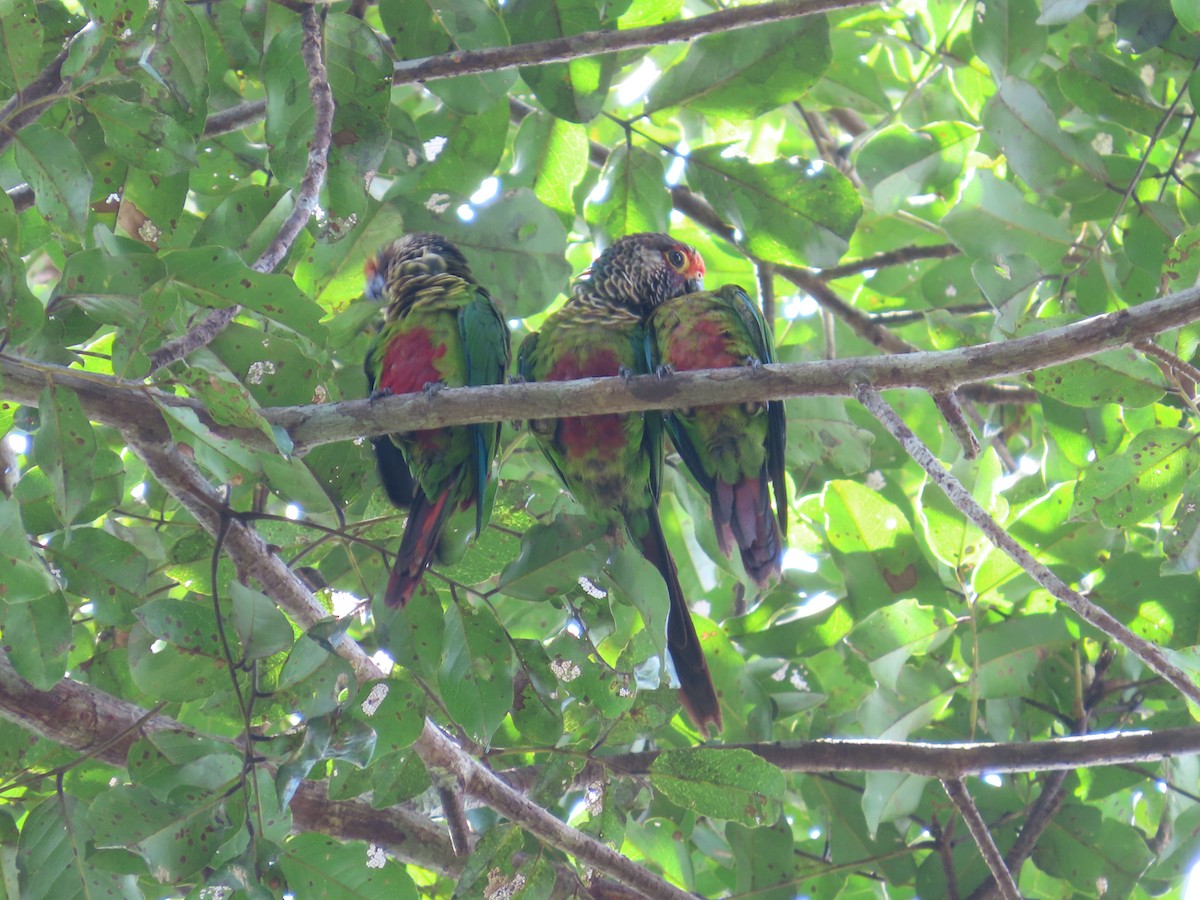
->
517, 233, 722, 736
647, 283, 788, 585
364, 233, 510, 608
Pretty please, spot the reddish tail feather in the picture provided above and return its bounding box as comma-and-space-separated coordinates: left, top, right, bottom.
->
385, 488, 454, 608
713, 470, 782, 586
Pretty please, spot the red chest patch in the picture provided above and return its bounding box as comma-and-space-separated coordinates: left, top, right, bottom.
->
546, 347, 622, 381
544, 349, 630, 459
666, 318, 740, 371
379, 327, 448, 395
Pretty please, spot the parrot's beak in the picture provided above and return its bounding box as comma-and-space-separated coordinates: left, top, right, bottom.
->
363, 255, 386, 301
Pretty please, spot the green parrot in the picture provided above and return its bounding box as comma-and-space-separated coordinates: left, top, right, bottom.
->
648, 283, 788, 585
518, 233, 722, 736
363, 233, 510, 608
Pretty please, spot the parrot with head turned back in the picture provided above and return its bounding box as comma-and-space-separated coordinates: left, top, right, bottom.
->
517, 233, 722, 736
363, 233, 510, 608
647, 283, 788, 586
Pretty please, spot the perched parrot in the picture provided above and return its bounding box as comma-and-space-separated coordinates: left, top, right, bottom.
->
648, 284, 788, 585
518, 233, 722, 736
363, 233, 510, 608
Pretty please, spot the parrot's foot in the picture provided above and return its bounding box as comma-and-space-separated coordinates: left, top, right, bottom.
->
617, 365, 636, 381
655, 363, 675, 379
369, 387, 394, 403
745, 355, 763, 370
508, 373, 526, 384
422, 380, 446, 396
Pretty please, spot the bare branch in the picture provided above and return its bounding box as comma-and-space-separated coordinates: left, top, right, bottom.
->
204, 99, 269, 137
393, 0, 874, 84
853, 384, 1200, 707
942, 778, 1021, 900
2, 277, 1198, 454
147, 4, 334, 373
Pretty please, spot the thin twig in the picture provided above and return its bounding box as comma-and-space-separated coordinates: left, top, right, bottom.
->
392, 0, 874, 84
147, 4, 334, 373
942, 778, 1021, 900
853, 384, 1200, 707
966, 771, 1068, 900
820, 243, 961, 281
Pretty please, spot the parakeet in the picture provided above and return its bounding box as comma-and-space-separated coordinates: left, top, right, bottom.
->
518, 233, 721, 736
648, 283, 788, 585
364, 233, 510, 608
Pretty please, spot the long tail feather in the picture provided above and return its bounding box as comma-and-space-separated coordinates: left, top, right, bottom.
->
385, 488, 454, 608
637, 513, 722, 736
715, 470, 782, 586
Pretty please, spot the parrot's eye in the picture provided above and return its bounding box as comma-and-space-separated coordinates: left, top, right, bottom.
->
666, 249, 686, 268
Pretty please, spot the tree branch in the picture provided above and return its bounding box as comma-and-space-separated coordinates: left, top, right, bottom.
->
392, 0, 875, 84
115, 411, 690, 898
146, 4, 334, 374
853, 384, 1200, 707
2, 277, 1197, 455
942, 778, 1021, 900
0, 23, 92, 155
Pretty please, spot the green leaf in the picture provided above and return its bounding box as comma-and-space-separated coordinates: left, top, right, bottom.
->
46, 528, 149, 626
127, 621, 230, 702
971, 0, 1046, 78
1071, 427, 1199, 527
650, 748, 785, 826
0, 592, 70, 689
280, 833, 418, 900
1057, 51, 1167, 136
688, 146, 861, 268
13, 122, 92, 236
439, 601, 516, 745
0, 494, 56, 602
1165, 469, 1200, 574
822, 480, 935, 614
277, 631, 356, 718
82, 92, 197, 176
136, 0, 208, 133
646, 17, 831, 119
54, 248, 167, 326
453, 823, 525, 900
509, 638, 565, 745
726, 819, 796, 900
351, 671, 427, 752
1032, 804, 1155, 896
982, 76, 1105, 192
230, 582, 295, 661
942, 172, 1073, 267
497, 514, 609, 601
506, 0, 617, 123
511, 113, 590, 223
33, 385, 96, 527
382, 0, 514, 114
164, 247, 328, 339
846, 600, 957, 692
917, 449, 1007, 570
862, 770, 929, 835
1027, 348, 1166, 410
135, 597, 225, 657
0, 0, 43, 95
856, 122, 978, 214
585, 144, 671, 244
17, 796, 140, 900
89, 784, 232, 882
1174, 0, 1200, 30
971, 613, 1074, 699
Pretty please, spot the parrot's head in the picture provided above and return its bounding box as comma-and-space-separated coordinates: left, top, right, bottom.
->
579, 232, 705, 312
364, 232, 473, 301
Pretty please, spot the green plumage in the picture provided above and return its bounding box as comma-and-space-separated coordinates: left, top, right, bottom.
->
648, 283, 787, 585
518, 233, 721, 735
364, 233, 510, 608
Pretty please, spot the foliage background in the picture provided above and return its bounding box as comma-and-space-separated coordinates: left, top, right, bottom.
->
2, 0, 1200, 897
